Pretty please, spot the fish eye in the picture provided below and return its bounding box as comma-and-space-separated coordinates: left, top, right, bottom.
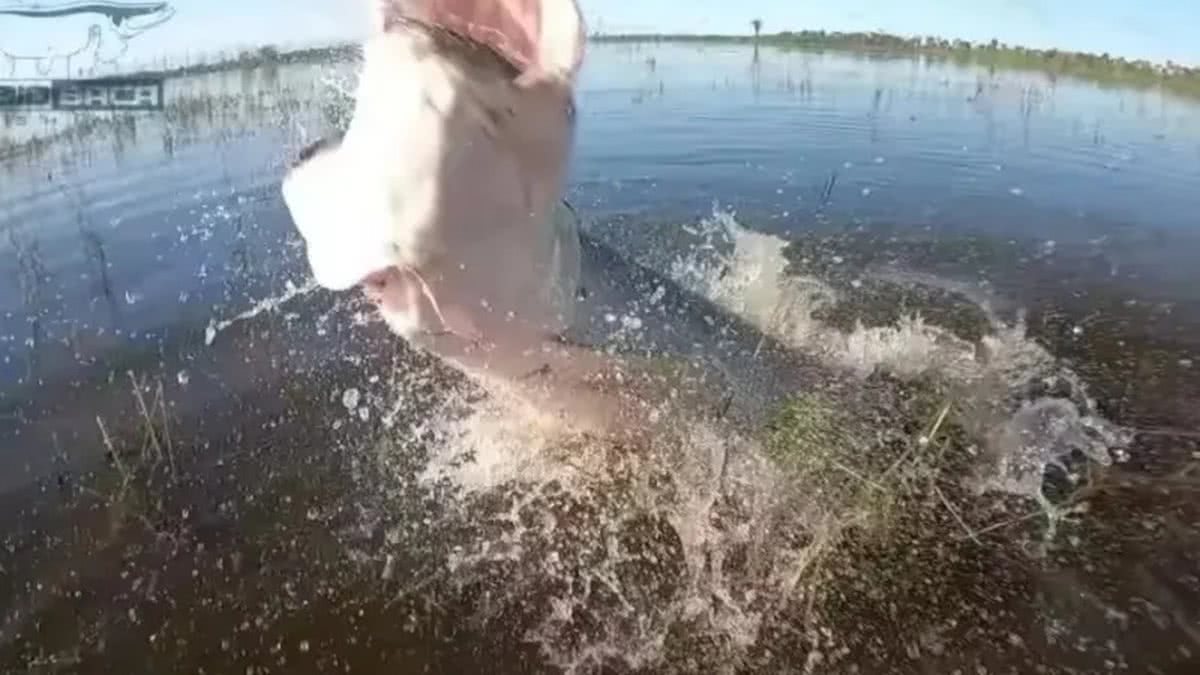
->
296, 138, 330, 164
293, 133, 343, 167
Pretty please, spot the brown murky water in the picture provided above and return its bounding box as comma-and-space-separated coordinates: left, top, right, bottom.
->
2, 43, 1199, 673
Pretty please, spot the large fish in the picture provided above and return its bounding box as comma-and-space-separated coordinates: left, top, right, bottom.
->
284, 3, 582, 349
280, 0, 864, 434
283, 0, 630, 423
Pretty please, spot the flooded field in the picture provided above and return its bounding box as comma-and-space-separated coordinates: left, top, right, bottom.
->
1, 41, 1199, 673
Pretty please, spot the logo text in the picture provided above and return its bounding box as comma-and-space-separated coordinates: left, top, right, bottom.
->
0, 78, 165, 111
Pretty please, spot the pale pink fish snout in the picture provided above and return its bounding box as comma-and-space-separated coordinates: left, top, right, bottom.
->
282, 0, 587, 349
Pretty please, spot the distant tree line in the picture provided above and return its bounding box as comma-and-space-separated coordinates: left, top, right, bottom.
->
593, 29, 1200, 99
117, 29, 1200, 101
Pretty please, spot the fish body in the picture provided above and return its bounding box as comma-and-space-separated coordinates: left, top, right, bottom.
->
281, 0, 861, 433
283, 0, 584, 354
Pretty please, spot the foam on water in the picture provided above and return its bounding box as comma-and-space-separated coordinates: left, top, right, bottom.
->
414, 392, 800, 672
203, 278, 320, 345
355, 207, 1133, 670
197, 194, 1132, 669
420, 377, 606, 492
655, 208, 1131, 501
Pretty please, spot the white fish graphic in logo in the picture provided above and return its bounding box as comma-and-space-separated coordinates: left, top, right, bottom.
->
0, 1, 175, 77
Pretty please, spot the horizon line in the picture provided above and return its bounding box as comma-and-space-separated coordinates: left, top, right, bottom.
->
118, 28, 1198, 75
584, 29, 1198, 69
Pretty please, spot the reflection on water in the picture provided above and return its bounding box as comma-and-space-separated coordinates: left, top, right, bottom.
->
1, 42, 1199, 673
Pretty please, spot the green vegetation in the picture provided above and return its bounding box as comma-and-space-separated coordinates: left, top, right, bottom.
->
763, 392, 887, 523
86, 22, 1198, 103
761, 380, 966, 541
91, 27, 1199, 103
593, 30, 1200, 100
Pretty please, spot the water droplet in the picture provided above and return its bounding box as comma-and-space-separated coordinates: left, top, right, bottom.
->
342, 388, 361, 410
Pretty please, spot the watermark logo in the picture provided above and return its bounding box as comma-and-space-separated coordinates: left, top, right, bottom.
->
0, 76, 164, 110
0, 1, 176, 79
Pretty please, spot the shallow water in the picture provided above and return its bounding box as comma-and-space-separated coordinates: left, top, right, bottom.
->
1, 42, 1199, 673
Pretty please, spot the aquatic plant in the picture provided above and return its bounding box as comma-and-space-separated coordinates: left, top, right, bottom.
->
121, 42, 359, 80
761, 374, 971, 539
52, 369, 180, 547
1, 79, 327, 168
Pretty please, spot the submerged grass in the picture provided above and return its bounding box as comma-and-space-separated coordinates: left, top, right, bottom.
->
761, 377, 965, 544
87, 371, 180, 534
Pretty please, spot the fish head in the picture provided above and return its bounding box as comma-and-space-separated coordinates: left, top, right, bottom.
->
282, 0, 586, 349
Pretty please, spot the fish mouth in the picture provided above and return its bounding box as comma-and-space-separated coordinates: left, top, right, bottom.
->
359, 265, 458, 340
360, 267, 405, 308
356, 266, 425, 338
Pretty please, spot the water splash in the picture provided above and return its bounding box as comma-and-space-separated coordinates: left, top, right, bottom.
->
412, 391, 806, 673
203, 278, 319, 346
653, 207, 1131, 503
353, 207, 1132, 671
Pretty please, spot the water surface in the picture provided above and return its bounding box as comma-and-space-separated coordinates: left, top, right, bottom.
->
1, 41, 1198, 674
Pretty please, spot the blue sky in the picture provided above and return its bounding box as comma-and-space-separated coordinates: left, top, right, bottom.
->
0, 0, 1195, 69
